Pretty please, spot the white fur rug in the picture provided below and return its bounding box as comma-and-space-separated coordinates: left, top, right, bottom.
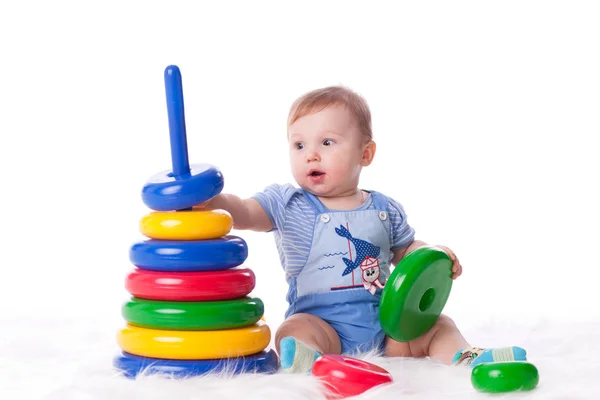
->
2, 315, 598, 400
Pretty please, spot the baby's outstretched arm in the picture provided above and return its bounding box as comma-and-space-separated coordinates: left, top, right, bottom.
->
392, 240, 462, 280
196, 194, 273, 232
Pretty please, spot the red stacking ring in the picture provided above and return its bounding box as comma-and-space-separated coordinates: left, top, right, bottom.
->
312, 354, 393, 398
125, 268, 256, 301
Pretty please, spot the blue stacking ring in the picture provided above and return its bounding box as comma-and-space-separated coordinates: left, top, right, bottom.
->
141, 163, 224, 212
114, 349, 279, 378
129, 236, 248, 271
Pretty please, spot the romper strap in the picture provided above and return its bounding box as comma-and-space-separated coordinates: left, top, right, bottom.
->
301, 189, 328, 213
368, 190, 389, 210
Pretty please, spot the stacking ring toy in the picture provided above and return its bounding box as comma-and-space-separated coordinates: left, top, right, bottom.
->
125, 268, 255, 301
129, 236, 248, 271
142, 164, 224, 212
117, 322, 271, 359
379, 246, 453, 342
114, 349, 278, 379
472, 362, 539, 393
312, 354, 393, 398
140, 210, 233, 240
142, 66, 224, 212
122, 297, 264, 330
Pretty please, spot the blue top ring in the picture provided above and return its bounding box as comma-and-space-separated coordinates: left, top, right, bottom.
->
142, 163, 224, 211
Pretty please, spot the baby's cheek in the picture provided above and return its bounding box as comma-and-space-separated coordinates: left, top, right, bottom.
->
328, 163, 352, 181
290, 162, 305, 180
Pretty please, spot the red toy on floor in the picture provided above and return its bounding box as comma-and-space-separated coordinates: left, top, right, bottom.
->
312, 354, 393, 398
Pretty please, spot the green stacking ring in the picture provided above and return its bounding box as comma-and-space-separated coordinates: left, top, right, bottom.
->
472, 362, 539, 393
122, 297, 264, 331
379, 246, 453, 342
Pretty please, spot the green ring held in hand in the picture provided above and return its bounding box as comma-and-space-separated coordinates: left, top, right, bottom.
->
379, 246, 453, 342
471, 362, 539, 393
122, 297, 264, 330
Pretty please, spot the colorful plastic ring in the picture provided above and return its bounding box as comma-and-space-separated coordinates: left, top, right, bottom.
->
117, 322, 271, 360
140, 210, 233, 240
129, 236, 248, 271
379, 246, 453, 342
312, 354, 393, 398
114, 349, 278, 379
142, 163, 224, 212
122, 296, 264, 330
472, 362, 539, 393
125, 268, 256, 301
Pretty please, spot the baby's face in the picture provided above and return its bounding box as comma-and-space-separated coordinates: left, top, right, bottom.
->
288, 105, 368, 197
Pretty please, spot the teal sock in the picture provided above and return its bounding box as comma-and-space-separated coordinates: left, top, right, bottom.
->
279, 336, 322, 373
452, 346, 527, 367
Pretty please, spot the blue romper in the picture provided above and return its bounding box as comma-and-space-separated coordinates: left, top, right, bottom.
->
253, 185, 414, 354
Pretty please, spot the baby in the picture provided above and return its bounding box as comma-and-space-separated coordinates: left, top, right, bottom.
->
201, 86, 526, 372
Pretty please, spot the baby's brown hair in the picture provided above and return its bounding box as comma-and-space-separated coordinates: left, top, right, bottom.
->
287, 86, 373, 142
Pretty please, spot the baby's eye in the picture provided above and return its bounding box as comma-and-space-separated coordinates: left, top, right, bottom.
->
323, 139, 334, 146
295, 143, 304, 150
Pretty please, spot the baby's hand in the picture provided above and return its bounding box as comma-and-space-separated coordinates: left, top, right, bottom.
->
192, 197, 216, 210
192, 201, 209, 210
435, 245, 462, 280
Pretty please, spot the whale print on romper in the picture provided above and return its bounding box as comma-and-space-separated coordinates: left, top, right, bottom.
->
335, 225, 385, 295
284, 189, 396, 354
292, 190, 393, 302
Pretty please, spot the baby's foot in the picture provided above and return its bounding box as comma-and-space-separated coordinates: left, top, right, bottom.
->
279, 336, 322, 373
452, 346, 527, 367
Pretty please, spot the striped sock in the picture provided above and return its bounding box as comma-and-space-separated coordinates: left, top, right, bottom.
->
279, 337, 322, 373
452, 346, 527, 367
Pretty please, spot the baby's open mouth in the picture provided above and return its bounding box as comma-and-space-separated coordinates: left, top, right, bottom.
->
309, 170, 325, 177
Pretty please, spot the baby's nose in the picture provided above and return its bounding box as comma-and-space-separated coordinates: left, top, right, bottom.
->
306, 150, 320, 162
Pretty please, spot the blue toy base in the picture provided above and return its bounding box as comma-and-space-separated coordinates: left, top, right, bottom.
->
114, 349, 279, 378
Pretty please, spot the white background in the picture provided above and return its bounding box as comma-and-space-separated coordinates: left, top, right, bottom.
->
1, 0, 598, 339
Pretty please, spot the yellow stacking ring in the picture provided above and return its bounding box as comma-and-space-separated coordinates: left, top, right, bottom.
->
140, 210, 233, 240
117, 322, 271, 359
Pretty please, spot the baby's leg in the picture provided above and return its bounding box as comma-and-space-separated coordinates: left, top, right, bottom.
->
386, 314, 527, 366
275, 313, 341, 373
385, 314, 469, 364
410, 314, 470, 364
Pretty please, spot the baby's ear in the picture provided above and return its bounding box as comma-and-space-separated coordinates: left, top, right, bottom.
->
360, 141, 376, 166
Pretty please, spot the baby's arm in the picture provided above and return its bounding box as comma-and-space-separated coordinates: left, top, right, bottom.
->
392, 240, 463, 280
391, 240, 427, 266
198, 194, 273, 232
